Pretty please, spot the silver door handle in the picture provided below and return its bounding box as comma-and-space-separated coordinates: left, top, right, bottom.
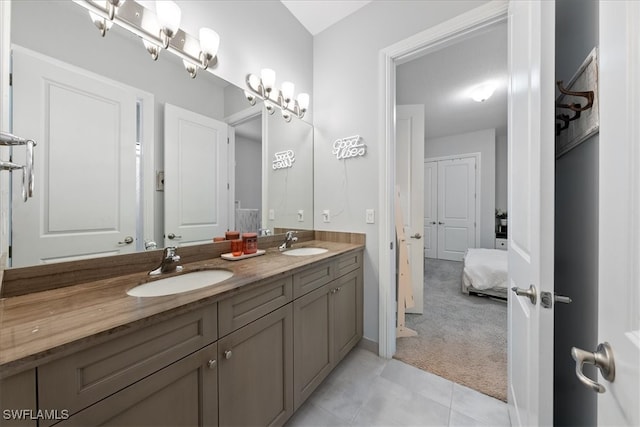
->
118, 236, 134, 245
167, 233, 182, 240
429, 221, 436, 225
511, 284, 537, 305
438, 221, 444, 225
410, 233, 422, 239
571, 342, 615, 393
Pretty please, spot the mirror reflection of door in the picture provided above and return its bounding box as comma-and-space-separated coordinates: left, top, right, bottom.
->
164, 104, 229, 247
233, 115, 263, 234
11, 47, 153, 266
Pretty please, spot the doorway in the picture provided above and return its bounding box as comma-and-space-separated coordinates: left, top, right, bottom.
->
377, 0, 509, 401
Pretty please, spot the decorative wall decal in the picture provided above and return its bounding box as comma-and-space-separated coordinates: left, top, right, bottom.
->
555, 47, 599, 158
272, 150, 295, 169
333, 135, 366, 160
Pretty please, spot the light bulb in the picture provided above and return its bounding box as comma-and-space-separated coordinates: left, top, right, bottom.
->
156, 0, 181, 47
248, 74, 260, 92
470, 82, 497, 102
296, 93, 310, 111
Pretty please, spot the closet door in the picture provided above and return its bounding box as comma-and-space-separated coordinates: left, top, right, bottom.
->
436, 157, 476, 261
423, 161, 438, 259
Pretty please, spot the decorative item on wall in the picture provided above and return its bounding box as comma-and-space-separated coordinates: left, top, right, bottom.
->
76, 0, 220, 79
244, 69, 310, 122
332, 135, 366, 160
272, 150, 295, 170
555, 47, 599, 158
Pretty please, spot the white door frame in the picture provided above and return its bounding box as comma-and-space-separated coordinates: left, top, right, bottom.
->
377, 0, 508, 358
425, 152, 482, 252
0, 1, 11, 260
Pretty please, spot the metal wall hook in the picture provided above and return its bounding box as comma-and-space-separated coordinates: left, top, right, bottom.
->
571, 342, 615, 393
556, 80, 594, 111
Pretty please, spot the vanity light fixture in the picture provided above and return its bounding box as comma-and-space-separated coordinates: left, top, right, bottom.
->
245, 69, 310, 122
76, 0, 220, 79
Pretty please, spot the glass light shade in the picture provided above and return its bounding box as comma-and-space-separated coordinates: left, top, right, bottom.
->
156, 0, 181, 35
297, 93, 310, 111
199, 28, 220, 57
470, 82, 496, 102
248, 74, 261, 91
281, 81, 295, 102
260, 68, 276, 92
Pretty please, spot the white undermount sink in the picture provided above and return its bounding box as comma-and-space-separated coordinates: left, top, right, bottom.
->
282, 247, 328, 256
127, 269, 234, 297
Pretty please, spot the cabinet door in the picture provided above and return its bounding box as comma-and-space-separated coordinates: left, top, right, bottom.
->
56, 343, 218, 427
293, 284, 333, 410
332, 269, 363, 363
0, 370, 37, 427
218, 305, 293, 427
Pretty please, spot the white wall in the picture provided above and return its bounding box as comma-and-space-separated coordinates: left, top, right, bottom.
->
313, 0, 491, 344
426, 129, 496, 249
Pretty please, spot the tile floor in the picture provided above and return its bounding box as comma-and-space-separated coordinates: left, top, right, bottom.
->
285, 347, 511, 427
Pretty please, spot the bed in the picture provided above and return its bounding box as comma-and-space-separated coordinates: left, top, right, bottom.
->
461, 248, 508, 299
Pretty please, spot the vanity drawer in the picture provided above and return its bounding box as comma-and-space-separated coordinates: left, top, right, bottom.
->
336, 251, 363, 278
38, 304, 217, 424
293, 260, 335, 299
218, 275, 293, 337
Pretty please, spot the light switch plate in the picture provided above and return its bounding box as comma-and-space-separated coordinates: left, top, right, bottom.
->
366, 209, 375, 224
322, 210, 330, 223
297, 210, 304, 222
268, 209, 275, 220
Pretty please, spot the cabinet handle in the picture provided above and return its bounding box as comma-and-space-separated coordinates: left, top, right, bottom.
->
224, 350, 232, 359
207, 359, 217, 369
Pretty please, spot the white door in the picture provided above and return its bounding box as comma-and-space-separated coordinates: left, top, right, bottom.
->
507, 1, 555, 426
164, 104, 229, 247
423, 161, 437, 259
11, 47, 139, 266
595, 2, 640, 425
436, 157, 476, 261
396, 105, 425, 314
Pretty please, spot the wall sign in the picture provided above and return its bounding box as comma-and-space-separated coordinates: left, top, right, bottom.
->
333, 135, 366, 160
272, 150, 295, 169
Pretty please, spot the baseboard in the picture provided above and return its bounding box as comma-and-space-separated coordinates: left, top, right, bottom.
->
357, 336, 379, 355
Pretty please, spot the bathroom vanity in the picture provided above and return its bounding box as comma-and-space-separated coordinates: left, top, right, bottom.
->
0, 231, 364, 427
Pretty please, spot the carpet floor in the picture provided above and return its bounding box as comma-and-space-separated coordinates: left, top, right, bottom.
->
394, 258, 508, 402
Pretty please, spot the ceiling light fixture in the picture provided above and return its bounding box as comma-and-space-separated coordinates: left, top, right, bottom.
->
245, 69, 310, 122
76, 0, 220, 79
469, 82, 497, 102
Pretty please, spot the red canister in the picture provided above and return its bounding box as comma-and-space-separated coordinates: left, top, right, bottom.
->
242, 233, 258, 254
225, 231, 240, 240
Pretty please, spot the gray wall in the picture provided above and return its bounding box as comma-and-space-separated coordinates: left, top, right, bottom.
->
495, 131, 508, 212
313, 0, 491, 343
426, 129, 496, 249
234, 135, 262, 210
554, 0, 599, 425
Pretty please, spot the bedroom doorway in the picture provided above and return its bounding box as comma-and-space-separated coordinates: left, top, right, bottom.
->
392, 16, 508, 401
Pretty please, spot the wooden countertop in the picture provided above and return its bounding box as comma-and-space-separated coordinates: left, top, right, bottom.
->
0, 240, 364, 376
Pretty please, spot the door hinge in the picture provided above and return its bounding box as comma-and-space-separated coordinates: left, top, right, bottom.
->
9, 73, 12, 86
227, 137, 230, 144
8, 245, 11, 258
390, 241, 394, 250
227, 183, 230, 190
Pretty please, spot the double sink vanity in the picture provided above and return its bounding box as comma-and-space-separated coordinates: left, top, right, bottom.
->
0, 231, 365, 426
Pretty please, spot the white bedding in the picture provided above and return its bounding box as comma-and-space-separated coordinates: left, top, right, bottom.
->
463, 248, 508, 290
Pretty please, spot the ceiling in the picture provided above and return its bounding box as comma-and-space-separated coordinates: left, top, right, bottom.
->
396, 23, 508, 139
281, 0, 372, 35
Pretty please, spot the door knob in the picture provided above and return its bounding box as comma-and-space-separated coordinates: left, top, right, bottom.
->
224, 350, 232, 359
167, 233, 182, 240
511, 284, 537, 305
207, 359, 217, 369
438, 221, 444, 225
118, 236, 134, 245
430, 221, 437, 225
410, 233, 422, 239
571, 342, 615, 393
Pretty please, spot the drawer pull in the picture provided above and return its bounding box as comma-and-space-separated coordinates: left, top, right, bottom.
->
224, 350, 233, 359
207, 359, 217, 369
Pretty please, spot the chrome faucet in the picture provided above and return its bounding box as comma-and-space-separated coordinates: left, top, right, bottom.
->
149, 246, 183, 275
279, 231, 298, 251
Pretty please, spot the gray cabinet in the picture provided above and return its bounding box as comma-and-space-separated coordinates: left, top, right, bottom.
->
293, 254, 363, 410
0, 369, 37, 427
55, 343, 218, 427
218, 305, 293, 427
